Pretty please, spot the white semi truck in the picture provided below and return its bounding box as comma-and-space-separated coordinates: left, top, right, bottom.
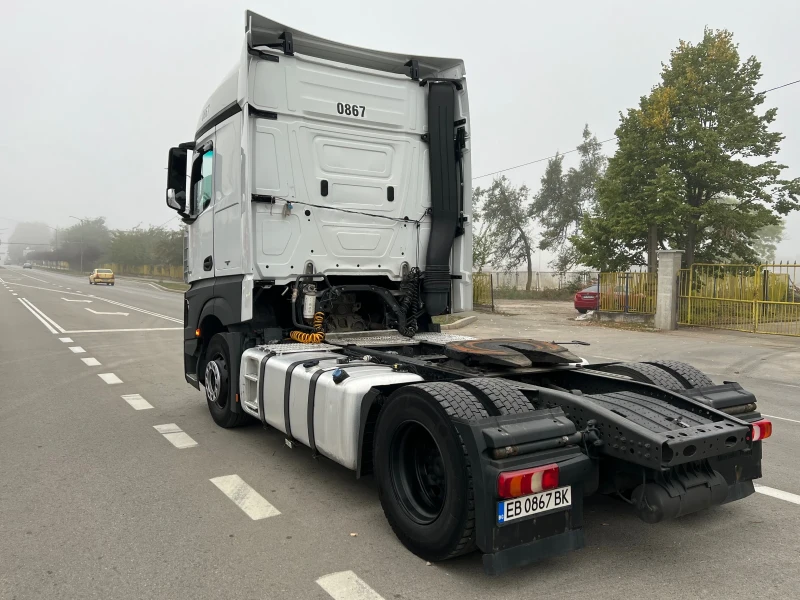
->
165, 11, 772, 574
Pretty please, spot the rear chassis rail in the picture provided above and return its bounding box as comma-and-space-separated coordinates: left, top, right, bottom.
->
519, 370, 755, 469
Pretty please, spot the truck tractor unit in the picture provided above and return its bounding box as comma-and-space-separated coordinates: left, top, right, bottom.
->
165, 11, 772, 574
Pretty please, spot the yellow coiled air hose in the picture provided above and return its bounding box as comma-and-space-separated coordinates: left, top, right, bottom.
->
289, 312, 326, 344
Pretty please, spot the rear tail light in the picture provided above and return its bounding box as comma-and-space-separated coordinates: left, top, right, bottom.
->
497, 464, 559, 499
751, 419, 772, 441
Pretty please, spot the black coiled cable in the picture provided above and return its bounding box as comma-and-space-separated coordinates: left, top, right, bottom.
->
397, 267, 423, 337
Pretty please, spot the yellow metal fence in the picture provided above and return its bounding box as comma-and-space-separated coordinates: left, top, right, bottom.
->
599, 272, 657, 314
678, 263, 800, 336
473, 272, 494, 311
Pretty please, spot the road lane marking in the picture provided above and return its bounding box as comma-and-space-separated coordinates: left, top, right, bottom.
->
68, 346, 86, 353
98, 373, 123, 384
18, 298, 66, 333
763, 414, 800, 424
59, 337, 73, 343
81, 357, 101, 366
209, 475, 280, 519
63, 327, 183, 333
62, 297, 92, 303
18, 298, 58, 334
87, 296, 182, 323
12, 293, 17, 296
85, 308, 129, 316
154, 424, 197, 449
122, 394, 153, 410
754, 484, 800, 505
12, 270, 50, 283
316, 571, 385, 600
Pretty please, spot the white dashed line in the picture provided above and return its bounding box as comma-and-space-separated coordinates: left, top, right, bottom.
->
121, 394, 153, 410
316, 571, 385, 600
210, 475, 280, 520
154, 424, 197, 448
755, 484, 800, 505
81, 357, 101, 366
18, 298, 58, 334
98, 373, 123, 384
12, 293, 17, 296
763, 414, 800, 425
68, 346, 86, 353
59, 337, 74, 343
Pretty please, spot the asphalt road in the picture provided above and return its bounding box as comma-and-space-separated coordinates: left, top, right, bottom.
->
1, 266, 799, 599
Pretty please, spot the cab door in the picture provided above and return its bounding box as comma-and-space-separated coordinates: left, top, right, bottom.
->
188, 132, 215, 281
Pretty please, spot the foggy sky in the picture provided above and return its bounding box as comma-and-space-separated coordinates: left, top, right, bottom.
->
1, 0, 798, 262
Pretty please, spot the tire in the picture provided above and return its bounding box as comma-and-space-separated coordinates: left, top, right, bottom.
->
644, 360, 714, 389
374, 382, 488, 562
577, 308, 588, 314
204, 334, 248, 428
454, 377, 535, 415
597, 362, 685, 391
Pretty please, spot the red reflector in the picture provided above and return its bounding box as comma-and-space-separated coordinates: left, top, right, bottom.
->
751, 419, 772, 441
497, 464, 560, 499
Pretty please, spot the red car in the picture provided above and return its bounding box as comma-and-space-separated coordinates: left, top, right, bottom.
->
574, 284, 599, 313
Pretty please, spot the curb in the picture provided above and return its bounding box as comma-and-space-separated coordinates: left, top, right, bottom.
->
439, 315, 478, 330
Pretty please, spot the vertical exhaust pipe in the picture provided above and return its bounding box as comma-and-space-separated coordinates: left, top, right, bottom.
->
423, 82, 459, 316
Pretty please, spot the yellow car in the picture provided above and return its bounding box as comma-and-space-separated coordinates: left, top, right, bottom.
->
89, 268, 115, 286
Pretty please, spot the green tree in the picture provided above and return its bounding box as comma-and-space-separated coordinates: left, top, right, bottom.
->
471, 191, 494, 272
7, 222, 54, 263
474, 176, 536, 290
60, 218, 111, 270
575, 28, 799, 270
531, 126, 606, 270
750, 220, 784, 264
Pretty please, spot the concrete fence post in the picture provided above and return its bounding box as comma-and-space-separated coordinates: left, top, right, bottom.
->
655, 250, 684, 330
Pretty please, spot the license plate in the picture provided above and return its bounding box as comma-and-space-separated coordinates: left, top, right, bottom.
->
497, 486, 571, 524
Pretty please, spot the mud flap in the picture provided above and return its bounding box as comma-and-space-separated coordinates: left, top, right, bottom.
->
449, 413, 593, 574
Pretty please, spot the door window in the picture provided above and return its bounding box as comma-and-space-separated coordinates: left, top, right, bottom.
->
191, 149, 214, 215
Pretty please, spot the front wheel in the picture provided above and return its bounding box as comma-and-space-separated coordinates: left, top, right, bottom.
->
374, 383, 488, 562
204, 334, 248, 428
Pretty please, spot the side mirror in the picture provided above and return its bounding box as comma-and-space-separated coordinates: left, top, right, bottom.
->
166, 147, 188, 212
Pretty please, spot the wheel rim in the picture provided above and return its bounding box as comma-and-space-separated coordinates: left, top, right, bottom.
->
204, 355, 227, 408
389, 421, 447, 525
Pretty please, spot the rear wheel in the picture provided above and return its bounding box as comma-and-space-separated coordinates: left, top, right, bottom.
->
645, 360, 714, 389
595, 362, 685, 391
577, 308, 588, 314
204, 334, 248, 428
374, 382, 487, 562
454, 377, 535, 414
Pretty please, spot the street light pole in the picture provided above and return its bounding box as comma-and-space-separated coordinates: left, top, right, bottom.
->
69, 216, 87, 274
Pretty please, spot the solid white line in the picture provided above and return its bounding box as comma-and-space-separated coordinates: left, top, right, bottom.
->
122, 393, 153, 410
59, 337, 73, 343
62, 327, 182, 334
754, 484, 800, 505
154, 424, 197, 448
98, 373, 123, 384
68, 346, 86, 354
81, 357, 101, 366
763, 414, 800, 425
18, 298, 58, 334
316, 571, 385, 600
19, 298, 66, 333
209, 475, 281, 519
